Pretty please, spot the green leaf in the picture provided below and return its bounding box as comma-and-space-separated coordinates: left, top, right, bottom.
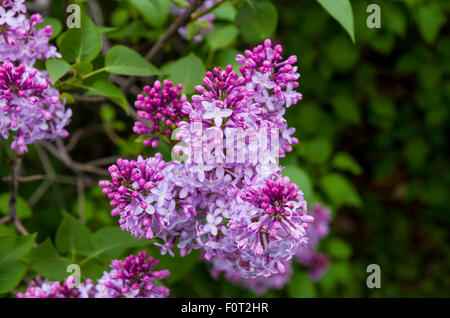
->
81, 259, 104, 281
326, 35, 359, 73
416, 2, 446, 44
383, 2, 407, 37
90, 226, 149, 261
287, 272, 316, 298
403, 138, 429, 170
23, 238, 72, 281
212, 4, 237, 22
316, 0, 355, 43
84, 80, 129, 113
206, 25, 239, 50
298, 138, 332, 164
45, 59, 71, 84
111, 8, 131, 27
320, 173, 362, 208
332, 152, 363, 175
71, 61, 93, 76
0, 236, 15, 262
59, 14, 102, 63
0, 194, 32, 219
171, 0, 189, 8
331, 93, 361, 124
235, 0, 278, 43
319, 262, 352, 292
60, 92, 75, 104
162, 53, 206, 94
55, 212, 93, 257
0, 234, 36, 262
326, 238, 352, 260
282, 166, 313, 204
36, 17, 63, 40
104, 45, 160, 76
186, 22, 201, 41
0, 260, 27, 294
130, 0, 171, 28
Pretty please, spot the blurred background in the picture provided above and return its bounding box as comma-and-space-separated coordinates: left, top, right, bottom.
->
1, 0, 449, 297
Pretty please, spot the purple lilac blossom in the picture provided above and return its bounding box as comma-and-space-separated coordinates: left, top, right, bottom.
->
237, 39, 302, 157
0, 1, 61, 66
94, 251, 170, 298
198, 175, 312, 278
105, 40, 321, 280
0, 61, 71, 154
99, 154, 200, 257
210, 204, 330, 293
17, 252, 170, 298
17, 276, 95, 298
133, 80, 187, 148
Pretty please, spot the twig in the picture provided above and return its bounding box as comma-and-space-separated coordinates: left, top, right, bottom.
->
65, 125, 103, 152
85, 156, 120, 167
36, 144, 56, 181
14, 218, 29, 236
7, 155, 29, 235
0, 215, 12, 224
28, 181, 51, 208
8, 155, 22, 218
73, 95, 108, 103
120, 0, 203, 91
41, 140, 108, 176
144, 0, 202, 61
1, 175, 46, 183
76, 177, 85, 223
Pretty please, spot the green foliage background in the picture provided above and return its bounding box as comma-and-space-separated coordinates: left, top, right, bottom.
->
0, 0, 449, 297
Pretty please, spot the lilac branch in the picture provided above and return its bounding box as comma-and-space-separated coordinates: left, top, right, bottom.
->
7, 155, 29, 235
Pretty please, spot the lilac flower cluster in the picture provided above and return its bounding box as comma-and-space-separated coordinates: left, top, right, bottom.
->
17, 276, 94, 298
0, 0, 71, 153
198, 176, 311, 278
95, 252, 170, 298
0, 1, 60, 66
133, 80, 187, 148
172, 0, 222, 42
210, 203, 330, 294
237, 39, 302, 156
17, 252, 170, 298
0, 61, 71, 153
101, 39, 331, 292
